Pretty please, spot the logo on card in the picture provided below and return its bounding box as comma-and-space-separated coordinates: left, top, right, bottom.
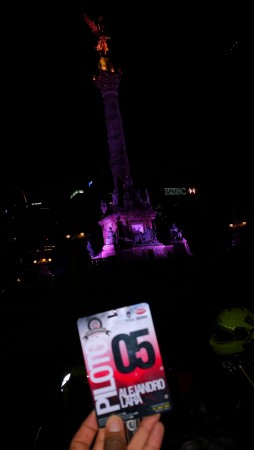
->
135, 307, 147, 315
83, 317, 111, 340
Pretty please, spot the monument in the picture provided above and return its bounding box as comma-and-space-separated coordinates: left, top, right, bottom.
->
84, 14, 192, 261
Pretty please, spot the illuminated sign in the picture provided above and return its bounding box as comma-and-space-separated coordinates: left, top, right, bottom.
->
164, 187, 197, 196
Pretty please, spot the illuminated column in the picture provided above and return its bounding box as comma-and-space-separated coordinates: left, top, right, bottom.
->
93, 68, 132, 196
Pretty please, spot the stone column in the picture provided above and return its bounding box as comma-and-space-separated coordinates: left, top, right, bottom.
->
93, 70, 133, 196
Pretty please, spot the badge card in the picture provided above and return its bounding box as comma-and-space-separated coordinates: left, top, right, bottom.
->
77, 302, 173, 427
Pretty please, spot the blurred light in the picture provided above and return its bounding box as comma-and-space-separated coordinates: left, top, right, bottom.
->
188, 187, 197, 194
229, 221, 247, 229
70, 190, 85, 199
61, 373, 71, 390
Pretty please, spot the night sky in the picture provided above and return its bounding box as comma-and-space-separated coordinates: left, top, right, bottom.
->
2, 2, 252, 221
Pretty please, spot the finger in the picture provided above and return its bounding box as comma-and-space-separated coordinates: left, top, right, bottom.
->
91, 427, 106, 450
143, 421, 165, 450
104, 415, 127, 450
69, 410, 99, 450
128, 414, 164, 450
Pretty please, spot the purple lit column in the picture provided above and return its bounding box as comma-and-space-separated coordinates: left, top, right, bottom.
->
93, 70, 132, 194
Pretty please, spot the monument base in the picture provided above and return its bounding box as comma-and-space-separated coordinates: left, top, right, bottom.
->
101, 244, 116, 259
115, 244, 174, 261
169, 239, 192, 256
92, 239, 192, 262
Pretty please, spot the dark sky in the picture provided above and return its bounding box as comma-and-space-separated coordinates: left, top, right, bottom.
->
2, 2, 252, 214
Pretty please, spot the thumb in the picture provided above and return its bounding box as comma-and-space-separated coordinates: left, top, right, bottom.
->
104, 415, 127, 450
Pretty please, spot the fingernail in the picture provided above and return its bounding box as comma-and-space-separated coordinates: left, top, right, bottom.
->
107, 415, 122, 432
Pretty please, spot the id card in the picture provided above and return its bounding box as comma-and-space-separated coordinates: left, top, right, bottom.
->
77, 302, 173, 427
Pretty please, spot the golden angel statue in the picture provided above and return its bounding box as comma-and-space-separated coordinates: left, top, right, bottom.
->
84, 14, 110, 56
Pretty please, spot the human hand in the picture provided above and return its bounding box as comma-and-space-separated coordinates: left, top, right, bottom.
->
69, 409, 164, 450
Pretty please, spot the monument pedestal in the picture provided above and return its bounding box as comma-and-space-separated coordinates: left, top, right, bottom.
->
101, 244, 116, 259
170, 239, 192, 256
115, 244, 174, 261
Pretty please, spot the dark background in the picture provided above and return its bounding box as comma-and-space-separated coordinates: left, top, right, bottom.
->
0, 1, 253, 260
1, 5, 253, 447
1, 2, 253, 231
